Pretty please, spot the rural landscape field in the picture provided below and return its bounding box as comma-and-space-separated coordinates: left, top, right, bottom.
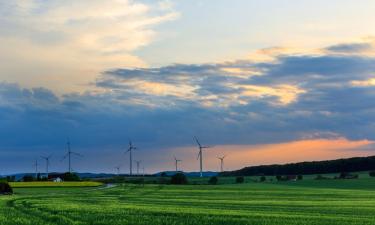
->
1, 175, 375, 225
2, 1, 375, 224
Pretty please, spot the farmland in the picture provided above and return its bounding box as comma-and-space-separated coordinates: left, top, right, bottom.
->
1, 177, 375, 225
9, 181, 102, 188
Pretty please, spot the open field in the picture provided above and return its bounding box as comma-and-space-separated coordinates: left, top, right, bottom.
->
9, 181, 103, 188
1, 176, 375, 225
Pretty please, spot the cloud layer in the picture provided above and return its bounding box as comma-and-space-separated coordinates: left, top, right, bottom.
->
1, 40, 375, 173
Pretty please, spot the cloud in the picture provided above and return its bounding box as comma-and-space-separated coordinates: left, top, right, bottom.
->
1, 40, 375, 173
0, 0, 179, 93
325, 42, 373, 54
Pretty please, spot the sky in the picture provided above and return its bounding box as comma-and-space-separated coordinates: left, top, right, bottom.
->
1, 0, 375, 174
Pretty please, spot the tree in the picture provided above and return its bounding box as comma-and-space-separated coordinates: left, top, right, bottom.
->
6, 176, 15, 182
236, 176, 244, 183
369, 171, 375, 177
170, 173, 188, 185
63, 172, 80, 181
23, 175, 34, 182
297, 175, 303, 180
0, 182, 13, 195
208, 176, 218, 185
37, 173, 41, 181
260, 176, 266, 182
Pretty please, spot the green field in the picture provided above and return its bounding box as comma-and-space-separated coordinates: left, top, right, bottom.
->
1, 177, 375, 225
9, 181, 103, 188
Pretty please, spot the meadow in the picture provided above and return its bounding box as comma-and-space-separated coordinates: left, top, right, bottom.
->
1, 176, 375, 225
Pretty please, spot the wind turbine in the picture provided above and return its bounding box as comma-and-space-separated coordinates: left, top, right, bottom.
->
114, 166, 121, 175
33, 159, 39, 178
125, 141, 137, 176
174, 156, 182, 172
135, 160, 142, 176
41, 155, 52, 179
62, 139, 83, 173
194, 136, 211, 177
217, 155, 226, 172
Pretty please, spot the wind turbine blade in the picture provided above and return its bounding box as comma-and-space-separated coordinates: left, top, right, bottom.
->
194, 136, 201, 147
197, 152, 200, 160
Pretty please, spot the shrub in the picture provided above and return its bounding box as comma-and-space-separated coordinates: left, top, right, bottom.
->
236, 176, 244, 183
6, 176, 15, 182
170, 173, 188, 185
276, 175, 282, 181
369, 171, 375, 177
208, 176, 218, 185
22, 175, 34, 182
0, 182, 13, 195
337, 172, 358, 179
158, 177, 170, 185
260, 176, 266, 182
315, 174, 330, 180
63, 172, 80, 181
297, 175, 303, 180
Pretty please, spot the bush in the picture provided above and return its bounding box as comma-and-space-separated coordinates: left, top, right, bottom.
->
6, 176, 15, 182
63, 172, 80, 181
369, 171, 375, 177
158, 177, 170, 185
236, 176, 244, 183
297, 175, 303, 180
260, 176, 266, 182
315, 174, 330, 180
208, 176, 218, 185
170, 173, 188, 185
276, 175, 282, 181
22, 175, 34, 182
0, 182, 13, 195
337, 172, 358, 179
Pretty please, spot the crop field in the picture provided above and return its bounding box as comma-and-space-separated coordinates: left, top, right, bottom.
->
9, 181, 103, 188
1, 177, 375, 225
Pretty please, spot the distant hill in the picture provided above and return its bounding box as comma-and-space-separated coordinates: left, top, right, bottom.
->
221, 155, 375, 176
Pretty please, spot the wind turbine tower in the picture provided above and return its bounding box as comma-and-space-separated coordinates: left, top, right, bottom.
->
115, 166, 121, 175
125, 141, 137, 176
217, 155, 226, 172
194, 136, 211, 177
62, 139, 83, 173
136, 160, 142, 176
33, 159, 39, 178
41, 155, 52, 178
174, 156, 182, 172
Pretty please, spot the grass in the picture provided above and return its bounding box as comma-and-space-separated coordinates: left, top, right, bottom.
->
1, 176, 375, 225
9, 181, 102, 188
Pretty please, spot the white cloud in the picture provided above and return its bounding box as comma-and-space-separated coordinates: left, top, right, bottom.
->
0, 0, 179, 93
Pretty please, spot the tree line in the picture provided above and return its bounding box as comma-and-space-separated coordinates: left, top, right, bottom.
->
221, 155, 375, 176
